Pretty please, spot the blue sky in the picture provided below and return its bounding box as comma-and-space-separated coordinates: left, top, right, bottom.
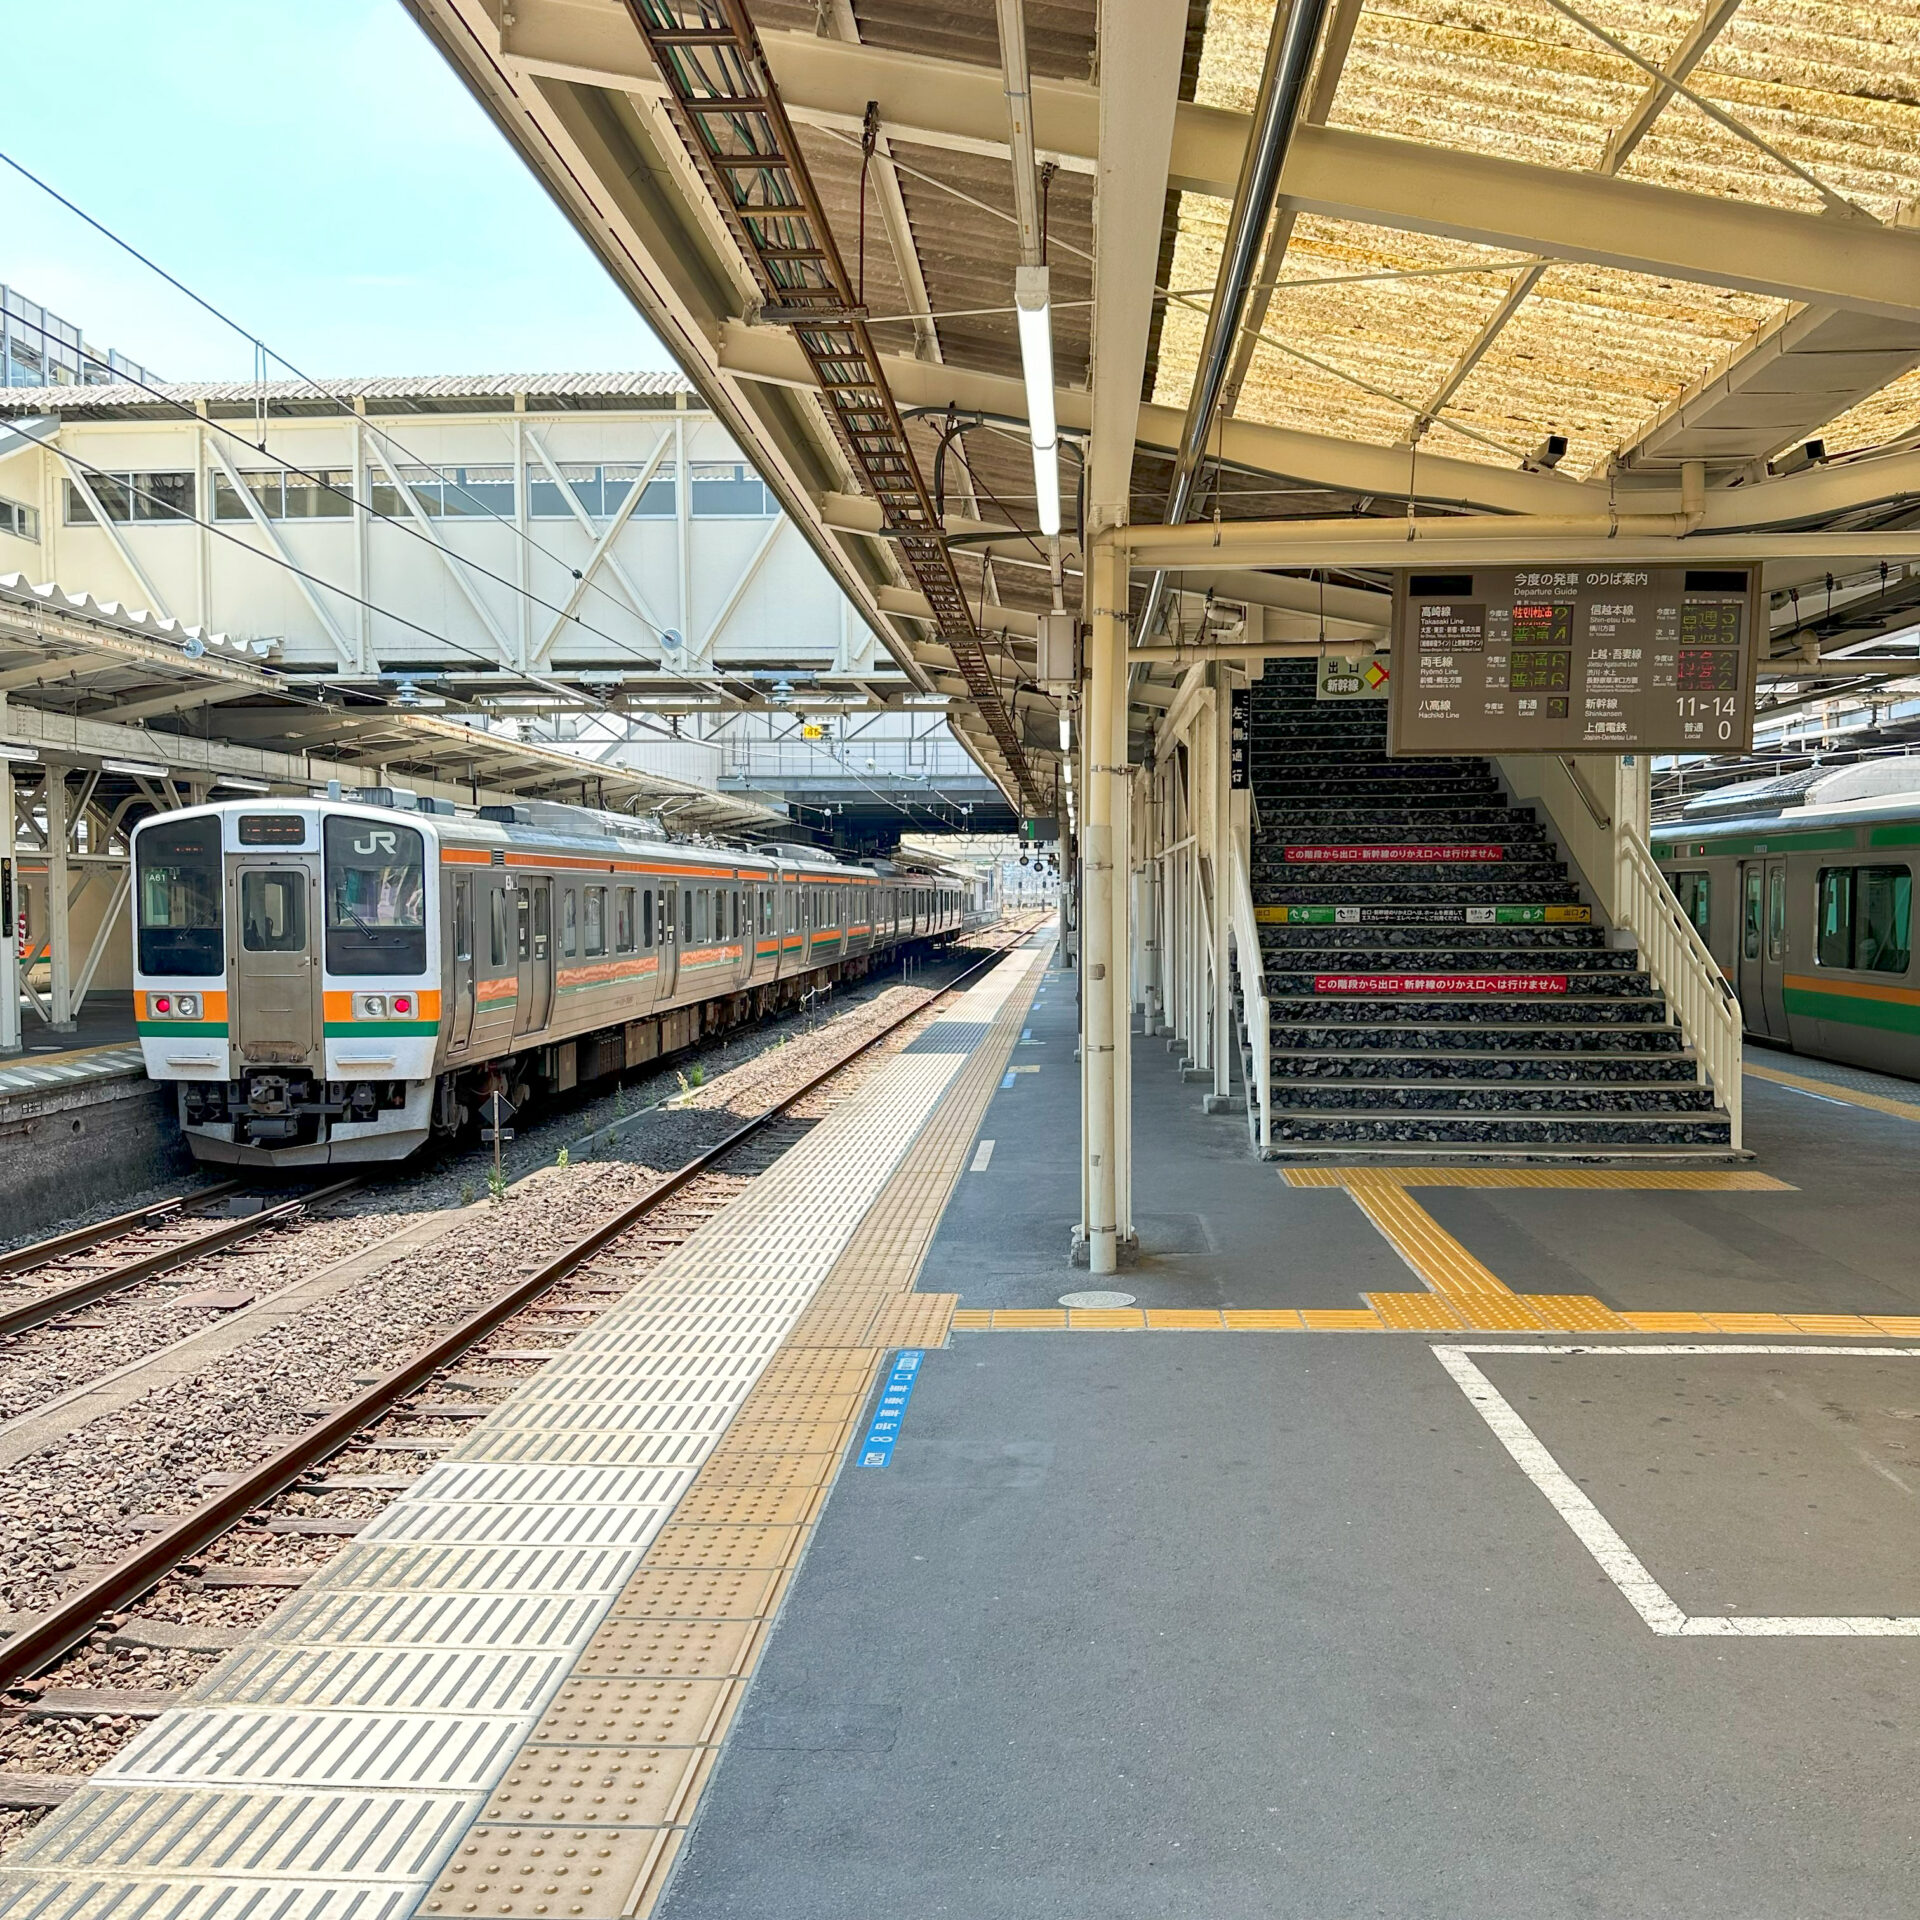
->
0, 0, 676, 382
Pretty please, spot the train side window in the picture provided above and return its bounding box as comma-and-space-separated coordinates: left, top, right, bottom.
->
616, 886, 636, 954
453, 878, 472, 963
1859, 867, 1913, 973
643, 888, 654, 947
1741, 868, 1762, 962
562, 889, 577, 958
584, 887, 606, 958
1822, 865, 1913, 973
489, 887, 508, 969
1816, 869, 1853, 968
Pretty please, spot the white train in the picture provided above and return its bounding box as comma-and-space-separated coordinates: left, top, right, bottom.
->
130, 792, 991, 1167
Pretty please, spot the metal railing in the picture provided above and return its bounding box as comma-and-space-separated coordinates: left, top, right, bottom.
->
1616, 829, 1743, 1150
1227, 831, 1272, 1152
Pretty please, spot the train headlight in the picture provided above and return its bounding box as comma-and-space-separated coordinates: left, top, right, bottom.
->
176, 993, 200, 1019
356, 993, 389, 1020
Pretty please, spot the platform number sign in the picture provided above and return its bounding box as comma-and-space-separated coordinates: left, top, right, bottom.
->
1229, 687, 1251, 789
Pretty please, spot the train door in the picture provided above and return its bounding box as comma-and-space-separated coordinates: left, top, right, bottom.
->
732, 885, 753, 987
515, 880, 553, 1035
1737, 858, 1790, 1040
449, 875, 475, 1053
656, 883, 679, 997
232, 858, 319, 1063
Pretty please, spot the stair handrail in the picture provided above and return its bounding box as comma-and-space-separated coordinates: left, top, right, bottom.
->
1615, 828, 1743, 1150
1227, 829, 1272, 1151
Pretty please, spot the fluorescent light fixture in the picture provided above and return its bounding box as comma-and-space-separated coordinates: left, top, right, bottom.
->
0, 743, 39, 764
1015, 264, 1060, 538
1058, 710, 1071, 752
212, 774, 272, 793
104, 758, 168, 779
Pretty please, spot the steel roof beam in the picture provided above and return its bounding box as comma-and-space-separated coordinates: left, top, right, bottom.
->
542, 22, 1920, 323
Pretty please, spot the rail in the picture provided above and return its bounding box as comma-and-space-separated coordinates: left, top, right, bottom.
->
1616, 830, 1743, 1150
0, 919, 1043, 1690
1227, 832, 1272, 1152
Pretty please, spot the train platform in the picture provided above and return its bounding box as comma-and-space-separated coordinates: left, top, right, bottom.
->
0, 997, 185, 1238
9, 926, 1920, 1917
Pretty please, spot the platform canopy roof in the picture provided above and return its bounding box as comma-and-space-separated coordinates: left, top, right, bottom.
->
0, 574, 783, 836
408, 0, 1920, 791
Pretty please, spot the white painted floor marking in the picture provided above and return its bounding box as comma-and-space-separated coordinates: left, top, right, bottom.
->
970, 1139, 995, 1172
1434, 1343, 1920, 1640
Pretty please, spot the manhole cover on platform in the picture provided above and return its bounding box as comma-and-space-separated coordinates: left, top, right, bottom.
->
1058, 1290, 1136, 1309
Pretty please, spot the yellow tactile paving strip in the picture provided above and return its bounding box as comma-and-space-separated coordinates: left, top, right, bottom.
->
1745, 1060, 1920, 1125
426, 945, 1051, 1920
951, 1160, 1907, 1340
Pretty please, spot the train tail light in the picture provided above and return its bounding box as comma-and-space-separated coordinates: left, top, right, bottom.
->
391, 994, 412, 1016
154, 995, 171, 1014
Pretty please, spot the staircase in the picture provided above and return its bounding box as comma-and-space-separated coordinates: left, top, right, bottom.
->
1245, 662, 1733, 1155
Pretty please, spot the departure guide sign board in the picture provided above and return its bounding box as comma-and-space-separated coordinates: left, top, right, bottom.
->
1387, 566, 1759, 757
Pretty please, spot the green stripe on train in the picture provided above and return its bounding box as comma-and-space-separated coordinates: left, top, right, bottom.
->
323, 1019, 439, 1038
136, 1020, 229, 1037
1782, 987, 1920, 1037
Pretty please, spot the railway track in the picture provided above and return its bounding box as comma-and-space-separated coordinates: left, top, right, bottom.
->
0, 1181, 360, 1344
0, 918, 1043, 1696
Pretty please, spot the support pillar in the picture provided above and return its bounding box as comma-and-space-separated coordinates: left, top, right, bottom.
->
0, 731, 18, 1054
45, 764, 74, 1031
1081, 529, 1125, 1274
1212, 667, 1233, 1101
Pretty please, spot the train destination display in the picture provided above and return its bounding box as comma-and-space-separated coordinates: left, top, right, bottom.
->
1387, 566, 1759, 756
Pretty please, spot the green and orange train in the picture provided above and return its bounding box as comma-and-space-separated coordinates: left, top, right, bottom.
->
1652, 760, 1919, 1075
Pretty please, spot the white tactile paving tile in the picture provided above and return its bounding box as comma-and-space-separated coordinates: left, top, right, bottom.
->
2, 952, 1041, 1912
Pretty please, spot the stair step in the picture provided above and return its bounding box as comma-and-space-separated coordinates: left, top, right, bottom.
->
1267, 1053, 1701, 1082
1268, 1026, 1688, 1054
1271, 999, 1669, 1025
1266, 1083, 1719, 1114
1268, 1114, 1734, 1144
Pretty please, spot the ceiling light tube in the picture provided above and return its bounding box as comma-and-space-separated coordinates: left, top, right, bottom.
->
1015, 264, 1060, 538
104, 758, 169, 779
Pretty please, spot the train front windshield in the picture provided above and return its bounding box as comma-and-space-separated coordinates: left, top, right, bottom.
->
323, 818, 427, 975
136, 817, 224, 976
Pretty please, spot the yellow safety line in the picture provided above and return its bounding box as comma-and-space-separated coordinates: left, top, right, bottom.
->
1284, 1166, 1794, 1191
1745, 1061, 1920, 1126
950, 1306, 1920, 1337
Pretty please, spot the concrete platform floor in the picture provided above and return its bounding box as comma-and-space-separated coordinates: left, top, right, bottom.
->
659, 946, 1920, 1919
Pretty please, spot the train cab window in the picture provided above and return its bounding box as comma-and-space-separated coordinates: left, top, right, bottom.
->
562, 889, 577, 958
1742, 868, 1762, 963
489, 887, 508, 969
616, 887, 636, 954
136, 816, 223, 976
1818, 866, 1913, 974
322, 818, 426, 976
241, 870, 306, 952
584, 887, 606, 958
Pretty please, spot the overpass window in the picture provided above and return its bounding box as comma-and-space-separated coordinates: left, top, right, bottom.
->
584, 887, 606, 958
1819, 866, 1912, 973
370, 465, 514, 518
213, 468, 355, 520
531, 462, 675, 520
66, 471, 195, 524
690, 461, 777, 517
0, 494, 38, 540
